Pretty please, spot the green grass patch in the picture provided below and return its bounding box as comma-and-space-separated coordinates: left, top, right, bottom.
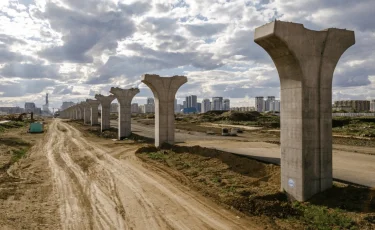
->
0, 121, 28, 133
10, 148, 29, 163
292, 202, 356, 230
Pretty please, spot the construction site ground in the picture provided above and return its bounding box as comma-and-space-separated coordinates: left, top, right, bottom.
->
0, 118, 374, 229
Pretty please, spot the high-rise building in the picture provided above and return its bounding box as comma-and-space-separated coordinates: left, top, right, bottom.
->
110, 103, 118, 113
61, 102, 75, 110
211, 97, 223, 110
197, 103, 201, 113
147, 98, 154, 105
185, 95, 197, 109
201, 99, 211, 113
269, 100, 281, 112
131, 103, 139, 114
333, 100, 370, 112
265, 96, 275, 111
139, 104, 155, 113
223, 99, 230, 111
183, 101, 187, 108
370, 100, 375, 112
25, 102, 36, 113
176, 104, 184, 113
255, 97, 264, 112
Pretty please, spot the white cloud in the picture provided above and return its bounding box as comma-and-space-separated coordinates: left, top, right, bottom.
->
0, 0, 373, 109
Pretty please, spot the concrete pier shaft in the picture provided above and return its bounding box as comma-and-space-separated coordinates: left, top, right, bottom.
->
110, 87, 140, 140
81, 102, 91, 124
95, 94, 116, 132
254, 21, 355, 201
141, 74, 187, 147
76, 105, 83, 120
86, 99, 100, 126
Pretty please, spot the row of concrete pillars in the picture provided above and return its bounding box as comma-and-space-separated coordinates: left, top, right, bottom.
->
61, 21, 355, 202
60, 74, 187, 145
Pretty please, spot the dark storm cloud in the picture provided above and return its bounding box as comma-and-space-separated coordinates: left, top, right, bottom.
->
86, 45, 223, 84
38, 2, 135, 63
0, 48, 26, 63
0, 63, 60, 79
0, 34, 27, 46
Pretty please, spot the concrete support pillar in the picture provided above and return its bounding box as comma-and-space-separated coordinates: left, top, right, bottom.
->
95, 94, 116, 132
254, 21, 355, 201
86, 99, 100, 126
75, 107, 79, 120
81, 102, 91, 124
77, 105, 83, 120
110, 87, 140, 140
141, 74, 187, 147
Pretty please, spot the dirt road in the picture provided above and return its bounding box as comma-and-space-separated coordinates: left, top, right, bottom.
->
44, 119, 257, 229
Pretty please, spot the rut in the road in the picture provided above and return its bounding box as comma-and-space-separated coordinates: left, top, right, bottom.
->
45, 120, 257, 230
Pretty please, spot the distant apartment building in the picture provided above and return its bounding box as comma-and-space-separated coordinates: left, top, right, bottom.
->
197, 103, 201, 113
131, 103, 139, 114
230, 107, 255, 112
223, 99, 230, 111
25, 102, 36, 113
183, 101, 187, 109
175, 104, 184, 113
333, 100, 370, 112
201, 99, 211, 113
139, 104, 155, 113
185, 95, 197, 109
110, 103, 118, 113
211, 97, 223, 110
255, 97, 264, 112
370, 100, 375, 112
255, 96, 279, 112
269, 100, 281, 112
265, 96, 275, 111
147, 98, 154, 105
61, 101, 75, 111
0, 107, 24, 114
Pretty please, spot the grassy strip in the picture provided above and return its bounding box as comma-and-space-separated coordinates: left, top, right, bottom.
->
0, 121, 28, 133
136, 146, 374, 230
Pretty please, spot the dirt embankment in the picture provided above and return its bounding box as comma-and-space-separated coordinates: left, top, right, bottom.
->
136, 145, 375, 230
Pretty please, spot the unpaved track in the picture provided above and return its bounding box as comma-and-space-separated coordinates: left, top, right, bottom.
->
45, 119, 257, 229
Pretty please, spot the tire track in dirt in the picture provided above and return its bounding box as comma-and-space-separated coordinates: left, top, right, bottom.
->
53, 119, 259, 230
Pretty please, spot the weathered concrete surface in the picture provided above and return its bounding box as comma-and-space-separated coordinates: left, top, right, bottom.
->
110, 87, 140, 140
141, 74, 187, 147
81, 102, 91, 125
76, 104, 83, 120
86, 99, 100, 126
95, 94, 116, 132
254, 21, 355, 201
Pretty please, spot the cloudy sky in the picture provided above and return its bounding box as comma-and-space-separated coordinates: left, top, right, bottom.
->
0, 0, 374, 109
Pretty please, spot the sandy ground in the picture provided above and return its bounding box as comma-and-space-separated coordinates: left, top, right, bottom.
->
36, 119, 257, 229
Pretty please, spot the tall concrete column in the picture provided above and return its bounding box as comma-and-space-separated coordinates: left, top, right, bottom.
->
141, 74, 187, 147
77, 105, 83, 120
110, 87, 140, 140
75, 107, 79, 120
254, 21, 355, 201
86, 99, 100, 126
95, 94, 116, 132
81, 102, 91, 124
